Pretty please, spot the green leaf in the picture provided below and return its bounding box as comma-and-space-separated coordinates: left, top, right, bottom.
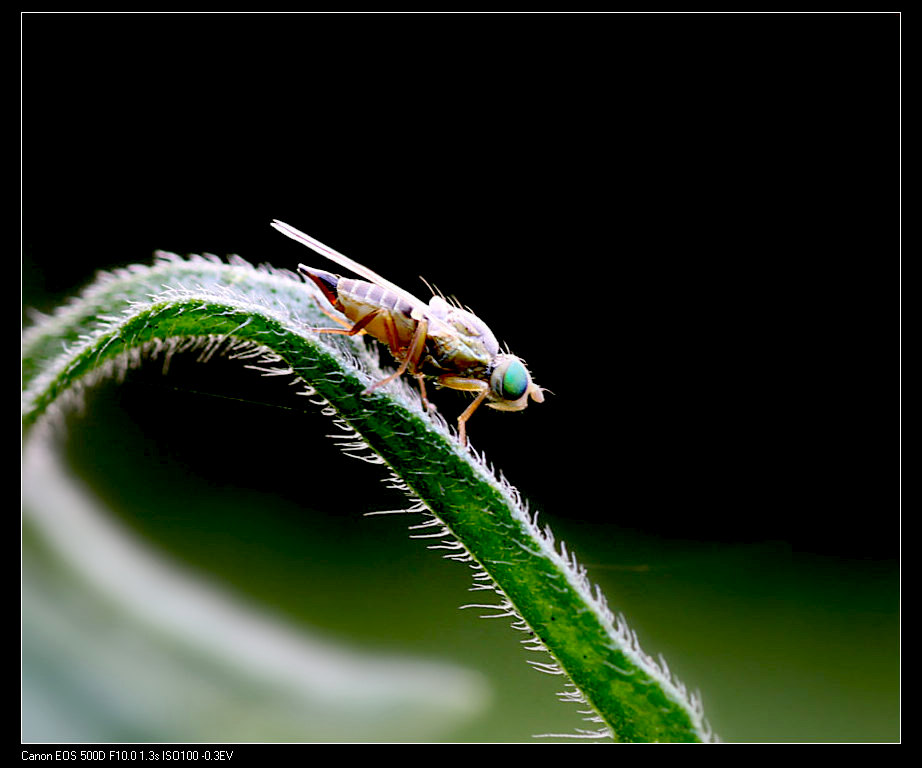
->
22, 251, 714, 742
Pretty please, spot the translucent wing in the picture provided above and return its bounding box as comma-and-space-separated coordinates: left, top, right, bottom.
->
271, 220, 452, 333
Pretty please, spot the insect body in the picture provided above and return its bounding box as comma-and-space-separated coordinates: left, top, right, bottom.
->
271, 220, 544, 444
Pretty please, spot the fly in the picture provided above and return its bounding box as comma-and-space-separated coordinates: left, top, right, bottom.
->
271, 220, 544, 444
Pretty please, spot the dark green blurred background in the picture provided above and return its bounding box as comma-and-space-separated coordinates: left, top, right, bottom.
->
23, 12, 899, 742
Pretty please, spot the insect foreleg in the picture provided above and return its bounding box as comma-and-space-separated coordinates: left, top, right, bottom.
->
438, 376, 490, 445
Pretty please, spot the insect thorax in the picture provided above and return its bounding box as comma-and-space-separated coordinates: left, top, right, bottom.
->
422, 299, 498, 376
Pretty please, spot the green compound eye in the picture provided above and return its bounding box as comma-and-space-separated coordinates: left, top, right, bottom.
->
492, 358, 529, 401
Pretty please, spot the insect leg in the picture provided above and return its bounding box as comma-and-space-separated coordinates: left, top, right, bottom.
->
314, 302, 354, 330
414, 373, 433, 412
381, 315, 432, 411
438, 375, 490, 445
457, 388, 489, 445
403, 320, 435, 411
309, 309, 381, 337
363, 317, 429, 396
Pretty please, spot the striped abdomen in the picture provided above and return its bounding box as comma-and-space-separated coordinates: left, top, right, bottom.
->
338, 277, 421, 360
304, 266, 419, 360
337, 277, 415, 321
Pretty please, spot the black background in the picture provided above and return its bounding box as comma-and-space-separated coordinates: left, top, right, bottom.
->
23, 12, 899, 560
